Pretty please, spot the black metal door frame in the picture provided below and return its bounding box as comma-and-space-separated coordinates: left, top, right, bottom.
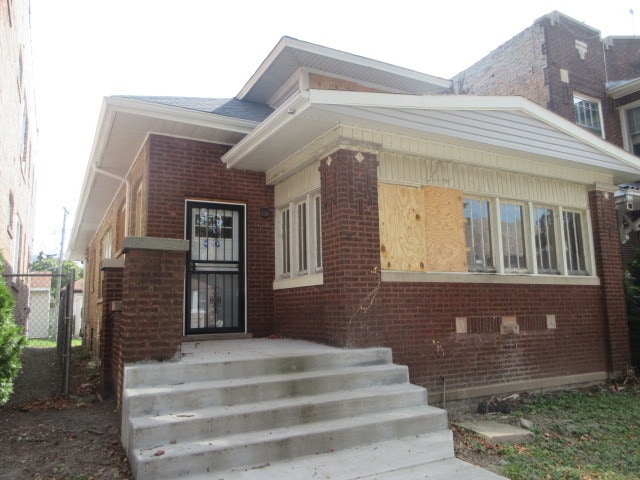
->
185, 201, 246, 334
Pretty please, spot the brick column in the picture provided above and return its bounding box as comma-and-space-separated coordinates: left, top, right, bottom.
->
320, 148, 383, 348
113, 237, 188, 406
589, 186, 631, 374
99, 259, 124, 397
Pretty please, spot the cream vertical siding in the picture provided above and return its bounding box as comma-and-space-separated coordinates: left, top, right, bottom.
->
274, 161, 321, 206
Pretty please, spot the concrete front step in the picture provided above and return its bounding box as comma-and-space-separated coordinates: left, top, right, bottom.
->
123, 363, 410, 417
127, 383, 429, 450
130, 405, 448, 479
124, 347, 393, 388
186, 432, 506, 480
122, 340, 505, 480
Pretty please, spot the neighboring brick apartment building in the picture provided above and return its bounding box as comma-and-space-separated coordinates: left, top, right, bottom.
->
70, 35, 640, 405
451, 10, 640, 262
0, 0, 38, 327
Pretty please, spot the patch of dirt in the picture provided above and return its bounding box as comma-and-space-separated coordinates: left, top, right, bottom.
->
0, 347, 132, 479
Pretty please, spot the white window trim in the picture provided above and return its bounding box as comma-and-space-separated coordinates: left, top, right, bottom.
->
274, 191, 323, 289
620, 99, 640, 155
459, 195, 596, 280
573, 93, 605, 139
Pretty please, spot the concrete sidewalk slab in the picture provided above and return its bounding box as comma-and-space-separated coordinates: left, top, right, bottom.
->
455, 421, 534, 445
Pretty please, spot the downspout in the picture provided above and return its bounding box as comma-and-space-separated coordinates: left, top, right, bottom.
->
92, 163, 130, 238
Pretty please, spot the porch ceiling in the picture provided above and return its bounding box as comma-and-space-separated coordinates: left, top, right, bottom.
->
222, 90, 640, 185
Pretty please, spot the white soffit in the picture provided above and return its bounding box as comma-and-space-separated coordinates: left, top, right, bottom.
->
223, 91, 640, 183
237, 36, 451, 104
68, 97, 259, 259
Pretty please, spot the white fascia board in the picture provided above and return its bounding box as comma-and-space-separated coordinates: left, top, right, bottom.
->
307, 90, 640, 174
222, 92, 312, 169
69, 98, 114, 258
236, 36, 451, 100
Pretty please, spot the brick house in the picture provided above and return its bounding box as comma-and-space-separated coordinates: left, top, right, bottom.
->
451, 10, 640, 262
1, 0, 38, 326
69, 36, 640, 405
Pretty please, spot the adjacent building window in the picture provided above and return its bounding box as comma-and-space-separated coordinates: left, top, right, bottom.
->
464, 198, 493, 272
276, 192, 322, 281
500, 202, 527, 272
573, 95, 603, 137
625, 105, 640, 156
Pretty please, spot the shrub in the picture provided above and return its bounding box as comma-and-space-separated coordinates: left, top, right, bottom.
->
0, 263, 26, 405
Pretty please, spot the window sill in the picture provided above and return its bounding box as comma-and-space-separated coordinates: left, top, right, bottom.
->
381, 270, 600, 286
273, 273, 323, 290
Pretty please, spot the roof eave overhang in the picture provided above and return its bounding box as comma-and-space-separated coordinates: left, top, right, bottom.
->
222, 90, 640, 182
68, 97, 260, 259
236, 36, 451, 103
607, 78, 640, 99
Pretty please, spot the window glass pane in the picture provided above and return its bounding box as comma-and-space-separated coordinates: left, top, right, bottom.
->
563, 210, 587, 274
626, 107, 640, 155
533, 206, 558, 273
464, 198, 493, 272
281, 209, 290, 275
573, 96, 602, 135
315, 195, 322, 269
500, 202, 527, 272
297, 202, 307, 272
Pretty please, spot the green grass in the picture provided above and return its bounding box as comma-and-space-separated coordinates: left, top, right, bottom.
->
26, 338, 82, 348
500, 386, 640, 479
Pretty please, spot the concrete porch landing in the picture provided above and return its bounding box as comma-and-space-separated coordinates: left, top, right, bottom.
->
122, 339, 506, 479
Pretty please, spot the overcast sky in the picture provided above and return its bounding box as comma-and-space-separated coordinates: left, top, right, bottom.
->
29, 0, 639, 256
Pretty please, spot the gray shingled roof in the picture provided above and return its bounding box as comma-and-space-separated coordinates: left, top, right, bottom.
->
116, 96, 274, 122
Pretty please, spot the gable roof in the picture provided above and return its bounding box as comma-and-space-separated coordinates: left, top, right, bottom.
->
237, 36, 452, 104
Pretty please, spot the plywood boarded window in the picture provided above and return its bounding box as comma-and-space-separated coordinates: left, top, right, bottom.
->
378, 183, 466, 272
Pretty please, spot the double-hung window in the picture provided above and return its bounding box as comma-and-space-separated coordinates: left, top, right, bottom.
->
625, 105, 640, 156
573, 94, 603, 137
500, 202, 527, 272
460, 197, 590, 276
562, 210, 587, 275
533, 206, 558, 274
464, 198, 493, 272
276, 192, 322, 283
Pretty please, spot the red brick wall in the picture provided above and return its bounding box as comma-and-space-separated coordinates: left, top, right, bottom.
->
146, 135, 275, 337
319, 150, 383, 347
376, 282, 606, 393
99, 265, 123, 397
451, 23, 549, 103
589, 189, 631, 371
114, 249, 185, 405
604, 37, 640, 83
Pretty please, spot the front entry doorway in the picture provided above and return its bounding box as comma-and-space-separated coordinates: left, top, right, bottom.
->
185, 201, 246, 334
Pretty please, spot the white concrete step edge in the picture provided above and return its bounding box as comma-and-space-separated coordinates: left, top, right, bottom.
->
124, 348, 393, 388
184, 432, 507, 480
122, 363, 410, 417
126, 383, 429, 450
131, 405, 448, 480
